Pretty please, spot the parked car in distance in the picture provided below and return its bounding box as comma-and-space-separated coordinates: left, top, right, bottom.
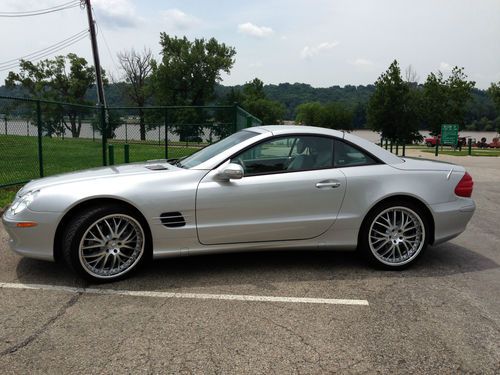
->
2, 126, 476, 282
475, 137, 489, 149
424, 135, 467, 147
489, 137, 500, 148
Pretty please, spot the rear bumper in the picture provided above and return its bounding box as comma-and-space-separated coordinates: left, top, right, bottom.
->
430, 198, 475, 245
2, 209, 60, 261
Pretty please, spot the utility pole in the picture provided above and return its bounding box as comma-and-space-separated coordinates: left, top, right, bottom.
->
82, 0, 107, 165
83, 0, 105, 106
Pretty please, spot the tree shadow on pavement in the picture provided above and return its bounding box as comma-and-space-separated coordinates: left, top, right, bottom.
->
14, 242, 499, 289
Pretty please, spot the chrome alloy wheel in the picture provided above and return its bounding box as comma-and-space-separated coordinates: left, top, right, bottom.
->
78, 214, 145, 279
368, 206, 425, 266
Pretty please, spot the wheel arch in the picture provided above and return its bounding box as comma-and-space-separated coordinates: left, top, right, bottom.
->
53, 197, 153, 263
358, 194, 435, 246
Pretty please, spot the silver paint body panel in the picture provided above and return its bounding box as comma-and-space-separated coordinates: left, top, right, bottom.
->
2, 125, 475, 262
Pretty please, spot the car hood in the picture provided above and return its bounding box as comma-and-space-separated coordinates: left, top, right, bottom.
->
391, 157, 465, 172
19, 161, 180, 194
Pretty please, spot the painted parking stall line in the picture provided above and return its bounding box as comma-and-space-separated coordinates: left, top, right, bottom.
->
0, 282, 369, 306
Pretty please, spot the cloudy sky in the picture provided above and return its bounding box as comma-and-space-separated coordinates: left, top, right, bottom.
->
0, 0, 499, 89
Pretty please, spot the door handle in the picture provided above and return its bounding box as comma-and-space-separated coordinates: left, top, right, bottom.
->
315, 181, 341, 188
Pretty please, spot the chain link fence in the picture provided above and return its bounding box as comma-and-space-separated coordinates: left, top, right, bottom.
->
0, 96, 262, 188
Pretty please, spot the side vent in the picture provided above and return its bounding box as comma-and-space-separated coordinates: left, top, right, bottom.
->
160, 212, 186, 228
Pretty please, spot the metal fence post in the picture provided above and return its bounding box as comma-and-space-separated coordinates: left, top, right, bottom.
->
468, 138, 472, 156
108, 144, 114, 165
36, 100, 44, 177
164, 108, 169, 159
4, 116, 7, 135
124, 144, 130, 163
402, 143, 406, 157
435, 138, 439, 156
233, 102, 239, 133
100, 105, 107, 165
395, 142, 399, 155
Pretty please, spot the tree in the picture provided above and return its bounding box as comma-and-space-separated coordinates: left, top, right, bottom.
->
240, 78, 285, 124
117, 48, 155, 140
367, 60, 421, 143
5, 54, 102, 137
295, 102, 325, 126
488, 82, 500, 111
295, 102, 352, 130
151, 34, 236, 140
422, 67, 475, 134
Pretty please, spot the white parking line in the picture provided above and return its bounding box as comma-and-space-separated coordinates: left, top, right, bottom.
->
0, 282, 369, 306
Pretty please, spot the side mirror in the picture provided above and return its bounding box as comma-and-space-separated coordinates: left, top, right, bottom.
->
217, 163, 244, 180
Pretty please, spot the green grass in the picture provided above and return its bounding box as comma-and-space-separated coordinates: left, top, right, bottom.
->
0, 134, 200, 190
420, 148, 500, 157
0, 187, 17, 209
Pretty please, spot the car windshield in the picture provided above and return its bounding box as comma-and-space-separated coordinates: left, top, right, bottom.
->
176, 130, 259, 169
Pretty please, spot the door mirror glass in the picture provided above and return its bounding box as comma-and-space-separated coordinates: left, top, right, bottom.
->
217, 163, 244, 180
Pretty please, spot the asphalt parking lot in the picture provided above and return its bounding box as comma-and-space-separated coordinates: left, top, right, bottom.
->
0, 152, 499, 374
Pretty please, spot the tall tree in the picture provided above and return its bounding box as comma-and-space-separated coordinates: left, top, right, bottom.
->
117, 48, 155, 140
367, 60, 421, 143
488, 82, 500, 110
5, 54, 102, 137
151, 34, 236, 140
422, 67, 475, 134
152, 34, 235, 106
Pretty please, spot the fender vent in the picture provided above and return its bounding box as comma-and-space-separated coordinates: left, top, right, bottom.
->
160, 212, 186, 228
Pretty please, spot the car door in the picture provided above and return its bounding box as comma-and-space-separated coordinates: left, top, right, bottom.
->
195, 135, 347, 245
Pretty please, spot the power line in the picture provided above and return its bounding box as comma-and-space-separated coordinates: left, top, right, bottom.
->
0, 32, 89, 72
93, 9, 120, 76
0, 29, 89, 67
0, 1, 80, 17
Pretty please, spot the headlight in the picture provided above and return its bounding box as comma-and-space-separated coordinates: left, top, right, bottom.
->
10, 190, 39, 215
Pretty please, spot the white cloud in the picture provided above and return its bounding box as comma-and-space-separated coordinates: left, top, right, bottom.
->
238, 22, 274, 38
162, 9, 200, 31
300, 42, 339, 59
352, 58, 374, 66
439, 62, 453, 73
93, 0, 140, 28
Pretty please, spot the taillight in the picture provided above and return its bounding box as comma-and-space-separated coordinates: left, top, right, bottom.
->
455, 172, 473, 197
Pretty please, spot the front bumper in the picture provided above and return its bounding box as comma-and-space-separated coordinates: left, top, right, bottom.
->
2, 208, 62, 261
430, 198, 475, 245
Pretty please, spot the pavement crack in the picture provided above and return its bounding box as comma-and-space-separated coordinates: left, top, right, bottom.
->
0, 292, 81, 357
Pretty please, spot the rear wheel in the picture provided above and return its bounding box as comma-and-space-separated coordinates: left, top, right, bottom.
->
62, 204, 149, 282
360, 201, 428, 269
426, 142, 433, 147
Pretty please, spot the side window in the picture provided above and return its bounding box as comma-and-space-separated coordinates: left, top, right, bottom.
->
334, 139, 377, 167
231, 136, 334, 176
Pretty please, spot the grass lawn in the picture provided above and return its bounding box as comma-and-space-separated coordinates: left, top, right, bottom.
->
0, 134, 200, 193
420, 148, 500, 157
0, 187, 17, 209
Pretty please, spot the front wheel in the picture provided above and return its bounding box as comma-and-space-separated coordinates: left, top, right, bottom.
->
62, 204, 149, 282
359, 202, 428, 270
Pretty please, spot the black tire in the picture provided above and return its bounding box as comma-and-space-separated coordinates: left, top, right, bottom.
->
426, 142, 433, 147
62, 204, 150, 283
359, 200, 429, 270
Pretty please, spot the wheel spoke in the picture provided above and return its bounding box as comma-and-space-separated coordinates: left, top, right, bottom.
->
104, 219, 115, 238
82, 243, 104, 250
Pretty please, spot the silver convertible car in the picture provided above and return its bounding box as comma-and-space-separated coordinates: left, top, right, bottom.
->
2, 126, 475, 282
